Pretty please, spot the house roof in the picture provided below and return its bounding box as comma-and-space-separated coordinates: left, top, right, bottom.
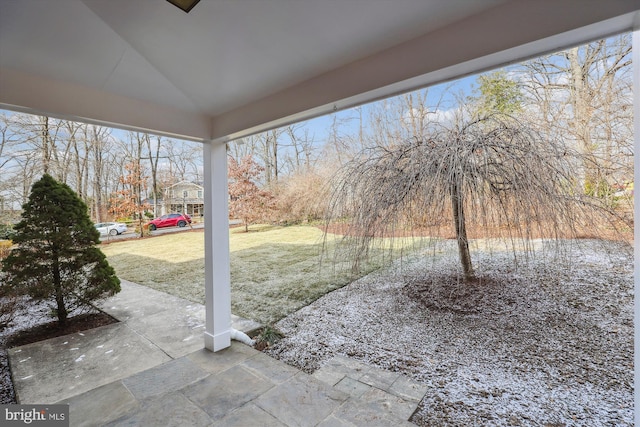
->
165, 181, 203, 190
0, 0, 638, 142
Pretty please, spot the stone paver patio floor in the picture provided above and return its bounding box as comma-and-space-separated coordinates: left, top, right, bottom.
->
8, 280, 427, 426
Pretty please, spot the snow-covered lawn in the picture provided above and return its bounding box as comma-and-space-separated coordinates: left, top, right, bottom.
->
266, 239, 633, 426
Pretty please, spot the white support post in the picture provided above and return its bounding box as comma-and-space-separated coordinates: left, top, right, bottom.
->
203, 140, 232, 352
633, 29, 639, 422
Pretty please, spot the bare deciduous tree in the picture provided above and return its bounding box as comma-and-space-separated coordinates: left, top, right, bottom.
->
522, 35, 633, 200
109, 162, 150, 235
88, 125, 113, 222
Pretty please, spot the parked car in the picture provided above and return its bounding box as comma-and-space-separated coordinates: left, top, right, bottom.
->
95, 222, 128, 236
147, 213, 192, 231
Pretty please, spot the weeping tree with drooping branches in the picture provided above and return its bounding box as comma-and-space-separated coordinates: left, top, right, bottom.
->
325, 113, 628, 282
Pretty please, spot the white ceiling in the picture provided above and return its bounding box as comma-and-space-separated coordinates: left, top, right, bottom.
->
0, 0, 639, 141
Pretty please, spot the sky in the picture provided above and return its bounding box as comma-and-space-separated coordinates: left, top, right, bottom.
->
290, 73, 479, 147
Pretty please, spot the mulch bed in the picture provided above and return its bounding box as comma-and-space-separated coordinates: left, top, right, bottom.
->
6, 313, 118, 348
321, 221, 633, 242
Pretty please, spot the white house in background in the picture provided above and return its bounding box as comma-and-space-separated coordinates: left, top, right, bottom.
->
162, 181, 204, 217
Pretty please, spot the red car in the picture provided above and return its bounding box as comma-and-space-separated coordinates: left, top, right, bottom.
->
148, 213, 192, 231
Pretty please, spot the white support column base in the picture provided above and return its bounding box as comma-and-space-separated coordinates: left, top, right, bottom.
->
204, 330, 231, 352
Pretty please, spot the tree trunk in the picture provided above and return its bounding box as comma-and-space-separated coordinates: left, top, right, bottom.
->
146, 135, 161, 217
55, 291, 68, 328
450, 180, 474, 281
92, 127, 104, 222
567, 47, 598, 195
52, 256, 68, 327
40, 116, 51, 175
272, 130, 278, 183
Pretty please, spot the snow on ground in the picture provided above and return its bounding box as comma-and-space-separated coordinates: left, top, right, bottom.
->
0, 297, 98, 403
266, 239, 633, 426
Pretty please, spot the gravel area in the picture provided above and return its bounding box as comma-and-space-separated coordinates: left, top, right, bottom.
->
266, 239, 633, 426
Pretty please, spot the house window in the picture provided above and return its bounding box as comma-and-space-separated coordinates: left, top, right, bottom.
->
183, 191, 188, 198
198, 190, 203, 198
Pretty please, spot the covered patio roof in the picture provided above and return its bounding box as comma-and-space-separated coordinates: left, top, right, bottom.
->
1, 0, 638, 142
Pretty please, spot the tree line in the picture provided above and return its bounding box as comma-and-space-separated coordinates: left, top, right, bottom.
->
0, 118, 202, 223
0, 34, 633, 231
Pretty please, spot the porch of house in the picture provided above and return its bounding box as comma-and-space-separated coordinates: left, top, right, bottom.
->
1, 1, 639, 425
9, 280, 425, 426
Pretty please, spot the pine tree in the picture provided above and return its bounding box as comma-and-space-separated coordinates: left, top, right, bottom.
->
2, 174, 120, 327
471, 70, 523, 116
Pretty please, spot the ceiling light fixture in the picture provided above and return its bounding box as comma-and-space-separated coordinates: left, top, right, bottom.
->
166, 0, 201, 13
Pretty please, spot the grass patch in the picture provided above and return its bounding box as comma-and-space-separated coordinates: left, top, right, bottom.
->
100, 225, 416, 324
